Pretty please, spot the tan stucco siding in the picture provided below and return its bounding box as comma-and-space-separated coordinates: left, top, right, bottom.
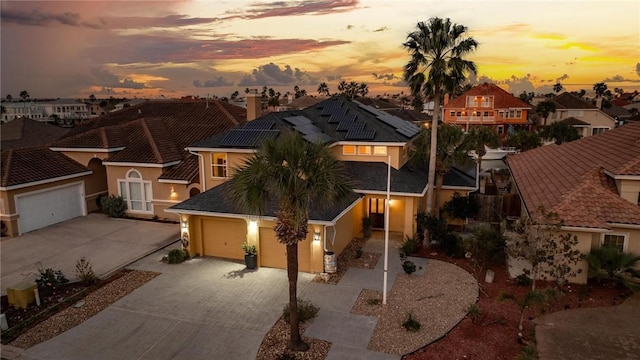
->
617, 178, 640, 205
326, 199, 362, 258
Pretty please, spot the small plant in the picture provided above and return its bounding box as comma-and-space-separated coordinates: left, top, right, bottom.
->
241, 242, 257, 255
402, 312, 421, 332
362, 216, 373, 238
515, 342, 539, 360
402, 260, 417, 274
355, 248, 363, 259
282, 298, 319, 323
367, 298, 382, 306
399, 235, 419, 255
75, 257, 97, 285
101, 194, 126, 218
152, 215, 159, 222
276, 353, 297, 360
584, 246, 640, 291
35, 263, 69, 291
515, 274, 533, 287
466, 302, 483, 324
167, 249, 187, 264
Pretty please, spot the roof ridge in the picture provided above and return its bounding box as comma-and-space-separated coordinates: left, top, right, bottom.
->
99, 128, 109, 148
139, 118, 164, 163
214, 101, 240, 126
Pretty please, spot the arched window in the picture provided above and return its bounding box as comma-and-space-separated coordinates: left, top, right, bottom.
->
118, 169, 153, 213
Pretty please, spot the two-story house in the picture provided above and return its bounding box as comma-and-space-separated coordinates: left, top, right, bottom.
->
167, 95, 477, 273
547, 92, 617, 136
507, 121, 640, 284
443, 82, 532, 136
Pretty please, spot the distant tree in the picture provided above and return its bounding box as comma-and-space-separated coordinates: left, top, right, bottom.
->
89, 94, 96, 102
337, 80, 347, 94
570, 89, 587, 99
317, 82, 330, 96
6, 94, 13, 102
553, 83, 563, 93
593, 82, 608, 98
293, 85, 306, 99
541, 121, 581, 145
19, 90, 30, 102
230, 91, 239, 100
1, 105, 6, 114
244, 87, 251, 94
99, 100, 108, 108
504, 130, 541, 152
519, 91, 534, 104
535, 100, 557, 126
614, 87, 625, 98
358, 83, 369, 97
411, 93, 424, 112
267, 88, 281, 108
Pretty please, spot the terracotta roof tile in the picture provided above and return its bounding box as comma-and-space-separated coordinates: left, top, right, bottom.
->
445, 83, 532, 109
508, 121, 640, 229
1, 118, 69, 150
552, 92, 597, 110
1, 147, 89, 188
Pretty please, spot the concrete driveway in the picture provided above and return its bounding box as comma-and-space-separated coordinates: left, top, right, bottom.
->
1, 213, 179, 295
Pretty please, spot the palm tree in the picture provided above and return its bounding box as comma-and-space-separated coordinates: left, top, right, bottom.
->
553, 83, 563, 93
535, 100, 556, 126
410, 124, 472, 215
19, 90, 30, 102
541, 121, 581, 145
358, 83, 369, 97
230, 132, 353, 351
317, 82, 330, 96
337, 80, 347, 94
593, 82, 608, 98
466, 126, 500, 173
504, 130, 542, 152
584, 246, 640, 291
403, 17, 478, 216
6, 94, 12, 102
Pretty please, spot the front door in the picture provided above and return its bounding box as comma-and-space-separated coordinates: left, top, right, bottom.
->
369, 198, 386, 229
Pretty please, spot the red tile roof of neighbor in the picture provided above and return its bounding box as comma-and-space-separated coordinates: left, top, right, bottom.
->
445, 82, 532, 109
551, 92, 598, 110
1, 118, 69, 150
507, 121, 640, 229
1, 147, 90, 188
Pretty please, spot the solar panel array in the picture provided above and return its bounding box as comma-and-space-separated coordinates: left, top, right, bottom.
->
337, 121, 363, 132
295, 123, 323, 136
243, 120, 275, 129
283, 116, 312, 126
303, 133, 333, 144
345, 128, 376, 140
219, 129, 280, 147
329, 114, 357, 124
355, 102, 421, 138
316, 100, 377, 140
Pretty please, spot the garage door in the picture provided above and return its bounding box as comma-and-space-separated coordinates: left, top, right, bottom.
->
202, 218, 246, 260
16, 182, 85, 235
259, 227, 311, 272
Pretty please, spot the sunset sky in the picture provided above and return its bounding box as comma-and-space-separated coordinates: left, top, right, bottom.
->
1, 0, 639, 100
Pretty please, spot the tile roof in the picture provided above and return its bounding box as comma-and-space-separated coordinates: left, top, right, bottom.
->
559, 117, 590, 126
552, 92, 598, 110
1, 118, 69, 150
168, 180, 363, 223
1, 147, 90, 188
507, 121, 640, 229
445, 83, 532, 109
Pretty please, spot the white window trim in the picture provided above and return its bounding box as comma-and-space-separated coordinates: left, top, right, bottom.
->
118, 169, 153, 214
601, 232, 629, 252
210, 153, 227, 179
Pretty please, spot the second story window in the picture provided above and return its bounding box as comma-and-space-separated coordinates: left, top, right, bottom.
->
211, 153, 227, 178
373, 146, 387, 156
358, 146, 371, 155
343, 145, 356, 155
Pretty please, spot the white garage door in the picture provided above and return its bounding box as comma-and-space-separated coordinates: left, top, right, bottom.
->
16, 182, 85, 235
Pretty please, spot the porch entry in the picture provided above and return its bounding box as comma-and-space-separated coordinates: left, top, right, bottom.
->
368, 198, 387, 229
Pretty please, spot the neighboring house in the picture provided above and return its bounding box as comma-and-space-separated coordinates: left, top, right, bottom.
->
1, 102, 47, 123
507, 121, 640, 284
0, 100, 246, 237
547, 92, 616, 136
166, 97, 477, 273
1, 99, 90, 125
602, 104, 632, 124
443, 82, 532, 136
1, 118, 69, 150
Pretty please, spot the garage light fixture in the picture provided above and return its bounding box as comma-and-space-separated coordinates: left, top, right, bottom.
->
249, 220, 258, 233
181, 219, 188, 229
313, 232, 321, 242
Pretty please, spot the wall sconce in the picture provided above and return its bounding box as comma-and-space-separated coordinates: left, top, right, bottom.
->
249, 220, 258, 234
313, 232, 321, 242
181, 219, 188, 229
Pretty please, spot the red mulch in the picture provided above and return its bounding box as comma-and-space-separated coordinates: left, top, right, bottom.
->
403, 250, 633, 360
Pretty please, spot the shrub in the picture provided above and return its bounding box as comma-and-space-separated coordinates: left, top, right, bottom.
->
584, 246, 640, 291
443, 192, 480, 220
167, 249, 187, 264
355, 248, 363, 259
440, 231, 464, 258
75, 257, 97, 285
276, 353, 297, 360
515, 274, 533, 287
515, 343, 539, 360
367, 298, 382, 306
35, 263, 69, 291
241, 242, 257, 255
399, 235, 419, 255
402, 260, 417, 274
466, 303, 483, 324
101, 194, 126, 218
402, 312, 421, 332
282, 298, 319, 323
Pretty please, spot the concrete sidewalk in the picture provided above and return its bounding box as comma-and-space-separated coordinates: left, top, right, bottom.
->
1, 213, 179, 295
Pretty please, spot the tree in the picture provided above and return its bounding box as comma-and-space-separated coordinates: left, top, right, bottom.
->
553, 83, 563, 93
466, 126, 500, 173
410, 124, 472, 215
593, 82, 608, 98
497, 287, 562, 339
584, 247, 640, 291
541, 121, 581, 145
89, 94, 96, 102
411, 93, 424, 112
519, 91, 534, 104
229, 132, 353, 351
230, 91, 239, 100
337, 80, 347, 94
6, 94, 12, 102
19, 90, 30, 102
358, 83, 369, 97
403, 17, 478, 215
317, 82, 330, 96
614, 87, 625, 98
535, 100, 556, 126
504, 130, 541, 152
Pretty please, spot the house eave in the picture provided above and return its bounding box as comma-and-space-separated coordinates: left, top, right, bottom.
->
0, 171, 92, 191
102, 161, 181, 168
49, 147, 126, 153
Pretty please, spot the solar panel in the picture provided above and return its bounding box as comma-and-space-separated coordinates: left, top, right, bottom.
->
243, 120, 275, 130
328, 114, 356, 124
283, 116, 312, 126
355, 101, 420, 138
321, 107, 347, 116
219, 129, 280, 147
337, 121, 363, 131
319, 100, 343, 109
396, 123, 420, 137
304, 133, 333, 144
345, 129, 376, 140
295, 123, 322, 135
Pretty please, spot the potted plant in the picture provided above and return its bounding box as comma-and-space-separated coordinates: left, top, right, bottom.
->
362, 216, 373, 239
241, 242, 258, 269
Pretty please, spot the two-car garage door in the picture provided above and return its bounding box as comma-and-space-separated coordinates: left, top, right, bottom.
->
16, 182, 85, 235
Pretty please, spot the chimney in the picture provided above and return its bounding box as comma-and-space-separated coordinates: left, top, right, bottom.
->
246, 90, 262, 121
595, 97, 603, 109
443, 93, 450, 106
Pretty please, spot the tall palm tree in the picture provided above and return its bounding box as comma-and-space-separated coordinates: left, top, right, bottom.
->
403, 17, 478, 215
466, 126, 500, 173
410, 124, 472, 214
317, 82, 330, 96
535, 100, 556, 126
230, 132, 353, 351
553, 83, 563, 93
19, 90, 30, 101
593, 82, 608, 98
541, 121, 581, 144
337, 80, 347, 94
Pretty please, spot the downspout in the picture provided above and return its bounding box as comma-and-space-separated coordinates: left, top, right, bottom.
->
188, 149, 206, 192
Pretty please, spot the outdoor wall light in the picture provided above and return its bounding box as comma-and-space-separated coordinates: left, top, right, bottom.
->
181, 219, 188, 229
249, 220, 258, 233
313, 232, 321, 242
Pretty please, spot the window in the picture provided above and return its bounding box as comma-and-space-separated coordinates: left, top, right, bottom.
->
483, 111, 489, 117
516, 110, 522, 118
509, 110, 515, 118
592, 127, 609, 136
373, 146, 387, 156
357, 146, 371, 155
456, 111, 462, 116
602, 233, 627, 252
450, 111, 455, 117
211, 153, 227, 178
342, 145, 356, 155
497, 125, 504, 134
118, 170, 152, 213
483, 97, 491, 107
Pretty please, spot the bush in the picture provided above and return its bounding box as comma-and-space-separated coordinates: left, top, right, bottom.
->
355, 248, 363, 258
515, 274, 533, 287
466, 303, 483, 324
167, 249, 187, 264
35, 263, 69, 291
101, 194, 126, 218
440, 231, 464, 258
443, 192, 480, 220
402, 312, 421, 332
241, 242, 257, 255
402, 260, 417, 274
584, 246, 640, 291
399, 235, 419, 255
367, 298, 382, 306
282, 298, 319, 323
75, 257, 97, 285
